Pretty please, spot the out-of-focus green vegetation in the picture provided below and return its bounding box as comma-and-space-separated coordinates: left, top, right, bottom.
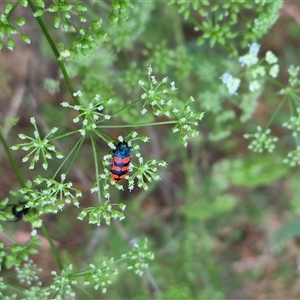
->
2, 0, 300, 299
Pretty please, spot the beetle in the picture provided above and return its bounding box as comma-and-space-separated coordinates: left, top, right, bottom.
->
12, 205, 30, 221
110, 141, 131, 182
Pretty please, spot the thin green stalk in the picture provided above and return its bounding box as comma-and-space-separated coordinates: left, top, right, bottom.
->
109, 98, 143, 118
51, 130, 80, 141
52, 136, 85, 179
27, 0, 79, 106
7, 1, 19, 18
265, 97, 286, 129
94, 130, 113, 144
41, 224, 64, 271
74, 284, 96, 299
97, 120, 177, 129
90, 134, 102, 204
0, 129, 25, 187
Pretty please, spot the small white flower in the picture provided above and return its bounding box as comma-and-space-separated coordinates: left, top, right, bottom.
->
60, 49, 71, 58
265, 51, 278, 64
249, 80, 260, 92
269, 64, 279, 78
79, 129, 86, 136
151, 76, 157, 84
249, 42, 260, 55
131, 131, 138, 138
220, 73, 232, 84
108, 142, 115, 149
170, 81, 177, 91
251, 66, 266, 78
220, 73, 240, 94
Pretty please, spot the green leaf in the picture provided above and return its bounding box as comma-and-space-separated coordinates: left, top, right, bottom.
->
213, 155, 289, 188
182, 194, 237, 220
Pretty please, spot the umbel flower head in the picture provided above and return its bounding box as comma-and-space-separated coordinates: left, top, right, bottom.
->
11, 117, 63, 170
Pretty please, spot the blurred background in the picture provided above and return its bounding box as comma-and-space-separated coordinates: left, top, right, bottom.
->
1, 1, 300, 299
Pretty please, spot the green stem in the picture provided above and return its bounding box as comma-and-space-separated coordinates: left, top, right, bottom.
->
265, 97, 286, 129
8, 1, 19, 19
51, 130, 79, 141
41, 224, 64, 271
94, 130, 114, 144
53, 136, 85, 179
27, 0, 79, 106
64, 137, 85, 176
109, 98, 143, 118
0, 130, 25, 187
90, 135, 102, 204
97, 120, 177, 129
74, 284, 96, 299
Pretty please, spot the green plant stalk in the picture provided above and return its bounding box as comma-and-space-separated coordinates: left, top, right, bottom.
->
0, 129, 25, 187
41, 224, 64, 271
27, 0, 79, 106
53, 136, 85, 179
94, 129, 113, 144
109, 98, 145, 118
265, 97, 285, 129
74, 284, 96, 299
90, 134, 102, 203
51, 130, 80, 141
7, 1, 19, 19
97, 120, 177, 129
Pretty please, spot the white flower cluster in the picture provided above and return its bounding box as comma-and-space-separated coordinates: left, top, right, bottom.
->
139, 66, 177, 117
221, 43, 279, 94
11, 117, 63, 170
244, 126, 278, 153
61, 92, 111, 136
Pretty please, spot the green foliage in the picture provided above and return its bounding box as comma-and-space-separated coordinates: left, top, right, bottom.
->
0, 1, 30, 50
213, 154, 289, 188
1, 0, 299, 299
170, 0, 282, 52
